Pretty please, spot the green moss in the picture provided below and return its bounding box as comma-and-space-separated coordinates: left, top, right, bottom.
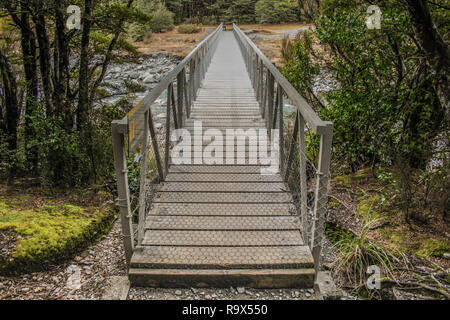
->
332, 168, 371, 185
357, 195, 383, 220
416, 238, 450, 259
328, 197, 342, 209
380, 228, 450, 259
0, 195, 116, 275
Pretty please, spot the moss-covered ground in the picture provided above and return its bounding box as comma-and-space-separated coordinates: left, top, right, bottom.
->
0, 189, 116, 275
329, 168, 450, 260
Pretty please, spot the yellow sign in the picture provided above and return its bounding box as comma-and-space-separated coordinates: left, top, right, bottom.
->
128, 99, 146, 154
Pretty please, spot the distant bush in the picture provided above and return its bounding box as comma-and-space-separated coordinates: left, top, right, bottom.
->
255, 0, 298, 24
177, 24, 202, 34
149, 2, 175, 33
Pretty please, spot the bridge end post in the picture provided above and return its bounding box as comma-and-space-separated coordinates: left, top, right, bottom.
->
310, 122, 333, 281
112, 120, 135, 265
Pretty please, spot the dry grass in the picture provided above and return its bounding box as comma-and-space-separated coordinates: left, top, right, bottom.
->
134, 23, 312, 60
134, 28, 211, 57
237, 23, 311, 31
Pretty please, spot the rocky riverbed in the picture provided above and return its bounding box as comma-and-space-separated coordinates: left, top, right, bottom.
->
101, 52, 181, 119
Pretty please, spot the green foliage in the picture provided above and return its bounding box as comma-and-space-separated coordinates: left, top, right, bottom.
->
21, 101, 126, 188
255, 0, 299, 24
282, 5, 447, 172
148, 1, 175, 33
224, 0, 257, 24
332, 217, 396, 289
282, 31, 319, 99
0, 194, 116, 275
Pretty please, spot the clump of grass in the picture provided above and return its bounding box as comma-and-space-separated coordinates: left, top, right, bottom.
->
177, 24, 202, 34
332, 217, 396, 291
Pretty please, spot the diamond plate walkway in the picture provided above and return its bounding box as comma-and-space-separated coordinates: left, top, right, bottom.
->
128, 32, 315, 288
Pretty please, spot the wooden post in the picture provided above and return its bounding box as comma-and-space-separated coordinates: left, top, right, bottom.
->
111, 121, 134, 264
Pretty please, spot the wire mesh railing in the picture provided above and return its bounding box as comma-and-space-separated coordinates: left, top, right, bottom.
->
111, 24, 223, 263
233, 23, 334, 277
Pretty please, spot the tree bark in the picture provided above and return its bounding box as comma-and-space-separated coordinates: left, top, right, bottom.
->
53, 0, 72, 131
77, 0, 93, 129
0, 49, 19, 183
32, 9, 54, 115
404, 0, 450, 122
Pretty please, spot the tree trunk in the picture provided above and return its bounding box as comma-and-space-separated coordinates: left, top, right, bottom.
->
32, 10, 54, 115
404, 0, 450, 122
53, 0, 72, 131
77, 0, 93, 129
0, 49, 19, 183
21, 12, 40, 172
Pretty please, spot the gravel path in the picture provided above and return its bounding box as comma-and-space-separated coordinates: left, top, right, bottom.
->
128, 287, 321, 300
1, 217, 341, 300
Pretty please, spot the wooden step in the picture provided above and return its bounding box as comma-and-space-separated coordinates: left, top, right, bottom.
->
165, 173, 283, 182
128, 268, 315, 288
145, 216, 301, 230
158, 182, 288, 192
152, 192, 293, 203
130, 246, 313, 269
142, 230, 303, 246
148, 203, 297, 216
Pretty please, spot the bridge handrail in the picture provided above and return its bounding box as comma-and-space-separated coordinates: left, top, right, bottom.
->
233, 23, 333, 277
112, 24, 223, 263
232, 24, 331, 136
114, 24, 223, 130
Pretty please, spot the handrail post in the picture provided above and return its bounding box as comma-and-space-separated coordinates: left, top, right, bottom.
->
298, 114, 309, 246
148, 103, 164, 180
165, 83, 173, 178
278, 85, 284, 174
183, 68, 189, 119
310, 124, 333, 280
267, 73, 274, 138
111, 121, 134, 264
177, 70, 184, 127
189, 60, 195, 107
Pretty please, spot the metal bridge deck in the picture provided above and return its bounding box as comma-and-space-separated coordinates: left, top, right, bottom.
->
129, 32, 314, 288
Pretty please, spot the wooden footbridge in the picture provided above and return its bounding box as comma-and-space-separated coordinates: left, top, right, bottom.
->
112, 25, 333, 288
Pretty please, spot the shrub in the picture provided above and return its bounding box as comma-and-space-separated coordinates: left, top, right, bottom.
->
149, 2, 175, 33
255, 0, 298, 24
332, 217, 396, 290
177, 24, 202, 34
